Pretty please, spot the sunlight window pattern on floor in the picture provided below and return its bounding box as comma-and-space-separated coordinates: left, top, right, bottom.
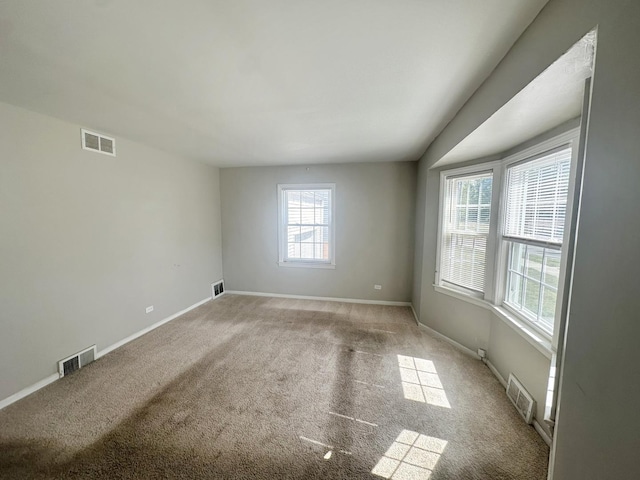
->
372, 429, 448, 479
397, 355, 451, 408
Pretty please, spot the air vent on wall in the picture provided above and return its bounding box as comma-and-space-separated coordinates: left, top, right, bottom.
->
58, 345, 97, 378
506, 373, 535, 424
212, 279, 225, 299
81, 129, 116, 156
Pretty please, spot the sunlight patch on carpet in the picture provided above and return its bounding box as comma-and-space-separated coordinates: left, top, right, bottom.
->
397, 355, 451, 408
372, 429, 448, 479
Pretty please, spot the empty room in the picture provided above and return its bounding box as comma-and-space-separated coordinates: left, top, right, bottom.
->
1, 1, 638, 479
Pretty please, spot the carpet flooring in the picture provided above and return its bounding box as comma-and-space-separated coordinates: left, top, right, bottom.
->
0, 294, 549, 479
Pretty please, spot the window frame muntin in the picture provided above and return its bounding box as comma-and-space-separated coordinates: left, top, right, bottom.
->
277, 183, 336, 269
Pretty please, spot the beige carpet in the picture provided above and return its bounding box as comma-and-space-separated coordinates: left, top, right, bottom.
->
0, 294, 549, 479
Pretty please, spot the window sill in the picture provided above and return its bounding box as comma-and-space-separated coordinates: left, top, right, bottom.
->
278, 261, 336, 269
433, 284, 553, 359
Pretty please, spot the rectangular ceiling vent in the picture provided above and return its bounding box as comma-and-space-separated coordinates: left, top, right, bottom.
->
506, 373, 535, 424
58, 345, 97, 378
81, 129, 116, 156
211, 279, 225, 299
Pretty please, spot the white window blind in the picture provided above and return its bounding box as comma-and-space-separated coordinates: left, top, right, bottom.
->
504, 147, 572, 246
278, 184, 335, 267
440, 172, 493, 293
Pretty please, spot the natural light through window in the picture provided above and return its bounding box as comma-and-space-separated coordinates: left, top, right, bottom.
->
439, 172, 493, 293
372, 429, 448, 479
397, 355, 450, 408
503, 147, 571, 333
278, 184, 335, 268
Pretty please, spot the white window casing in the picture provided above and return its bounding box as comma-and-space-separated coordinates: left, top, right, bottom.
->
277, 183, 336, 269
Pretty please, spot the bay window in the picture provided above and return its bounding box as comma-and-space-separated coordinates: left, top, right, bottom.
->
436, 131, 578, 341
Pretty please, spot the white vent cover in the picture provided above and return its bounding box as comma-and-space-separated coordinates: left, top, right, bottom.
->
211, 279, 225, 299
81, 129, 116, 156
58, 345, 97, 378
506, 373, 535, 424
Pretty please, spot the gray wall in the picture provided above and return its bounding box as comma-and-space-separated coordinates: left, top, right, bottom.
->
220, 162, 416, 302
415, 0, 640, 477
0, 101, 223, 401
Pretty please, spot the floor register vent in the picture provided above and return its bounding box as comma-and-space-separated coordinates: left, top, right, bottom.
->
58, 345, 97, 378
212, 279, 225, 299
506, 373, 535, 424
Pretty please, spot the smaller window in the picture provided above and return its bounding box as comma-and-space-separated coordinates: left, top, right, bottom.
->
278, 184, 335, 268
439, 171, 493, 294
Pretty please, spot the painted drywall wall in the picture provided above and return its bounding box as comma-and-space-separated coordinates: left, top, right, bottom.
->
0, 101, 223, 402
220, 162, 416, 302
416, 0, 640, 477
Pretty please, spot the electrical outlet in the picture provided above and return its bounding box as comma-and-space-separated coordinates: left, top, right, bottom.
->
145, 306, 154, 314
374, 284, 382, 290
477, 348, 486, 359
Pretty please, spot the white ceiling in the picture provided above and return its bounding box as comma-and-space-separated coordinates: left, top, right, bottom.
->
435, 30, 596, 167
0, 1, 548, 167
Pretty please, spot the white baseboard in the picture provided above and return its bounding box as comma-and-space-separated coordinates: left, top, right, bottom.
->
0, 296, 212, 411
486, 360, 552, 447
486, 359, 507, 387
0, 373, 59, 411
533, 419, 553, 446
96, 296, 211, 358
416, 322, 481, 360
226, 290, 411, 307
410, 304, 419, 325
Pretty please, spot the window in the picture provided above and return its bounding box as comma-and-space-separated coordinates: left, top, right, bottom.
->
439, 172, 493, 293
277, 184, 335, 268
436, 130, 578, 341
502, 148, 572, 334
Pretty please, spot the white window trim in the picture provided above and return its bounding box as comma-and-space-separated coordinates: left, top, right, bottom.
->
435, 128, 580, 352
277, 183, 336, 269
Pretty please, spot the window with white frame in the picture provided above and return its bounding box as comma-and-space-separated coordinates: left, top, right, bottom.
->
277, 184, 335, 268
502, 147, 572, 334
436, 132, 577, 339
439, 172, 493, 294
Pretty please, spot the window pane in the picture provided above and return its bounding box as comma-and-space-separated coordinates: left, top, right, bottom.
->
300, 243, 313, 259
301, 208, 314, 224
505, 241, 559, 333
541, 286, 557, 324
543, 250, 561, 288
315, 207, 326, 224
287, 226, 300, 243
288, 243, 300, 258
507, 272, 523, 309
314, 243, 329, 260
480, 178, 492, 204
301, 191, 315, 207
288, 207, 301, 225
524, 246, 543, 281
300, 226, 314, 242
523, 277, 541, 318
509, 242, 526, 274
